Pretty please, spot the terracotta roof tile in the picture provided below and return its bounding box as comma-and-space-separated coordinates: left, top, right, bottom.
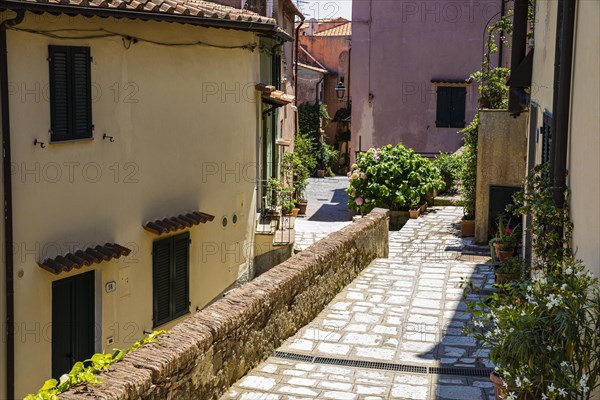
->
314, 22, 351, 37
38, 243, 131, 274
11, 0, 276, 24
143, 211, 215, 235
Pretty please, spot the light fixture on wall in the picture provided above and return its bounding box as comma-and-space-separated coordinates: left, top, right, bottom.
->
335, 79, 346, 101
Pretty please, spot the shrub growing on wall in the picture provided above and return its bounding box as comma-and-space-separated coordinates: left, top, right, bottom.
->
346, 144, 443, 214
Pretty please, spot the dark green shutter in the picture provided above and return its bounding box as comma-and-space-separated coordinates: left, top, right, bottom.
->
451, 87, 466, 128
71, 48, 92, 139
436, 87, 451, 128
153, 233, 190, 327
153, 239, 172, 327
49, 46, 71, 141
48, 46, 92, 141
172, 233, 190, 319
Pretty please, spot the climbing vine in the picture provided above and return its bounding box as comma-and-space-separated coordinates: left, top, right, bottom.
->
25, 330, 166, 400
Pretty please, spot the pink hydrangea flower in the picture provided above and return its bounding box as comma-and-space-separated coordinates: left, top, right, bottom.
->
360, 172, 367, 180
355, 197, 364, 206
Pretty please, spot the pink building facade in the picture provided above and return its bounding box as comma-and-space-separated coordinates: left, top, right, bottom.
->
351, 0, 508, 156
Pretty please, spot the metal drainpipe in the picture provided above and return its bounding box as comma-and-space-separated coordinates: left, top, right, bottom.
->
498, 0, 506, 67
315, 76, 324, 105
1, 10, 25, 400
294, 16, 304, 108
552, 0, 577, 209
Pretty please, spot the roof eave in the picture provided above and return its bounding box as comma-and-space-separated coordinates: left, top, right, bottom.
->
0, 1, 280, 35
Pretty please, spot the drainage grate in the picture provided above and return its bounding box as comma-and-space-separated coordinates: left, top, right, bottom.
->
430, 366, 494, 378
274, 351, 493, 378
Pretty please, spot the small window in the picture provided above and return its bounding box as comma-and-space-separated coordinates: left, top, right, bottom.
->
435, 86, 466, 128
153, 232, 190, 327
541, 111, 553, 165
48, 45, 92, 142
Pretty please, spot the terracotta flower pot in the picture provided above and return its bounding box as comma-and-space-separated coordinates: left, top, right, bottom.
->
291, 208, 299, 217
419, 202, 427, 214
316, 169, 325, 178
296, 201, 307, 215
493, 243, 516, 263
409, 209, 420, 219
460, 219, 475, 237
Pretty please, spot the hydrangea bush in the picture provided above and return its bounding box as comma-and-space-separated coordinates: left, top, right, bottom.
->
465, 259, 600, 399
346, 144, 443, 214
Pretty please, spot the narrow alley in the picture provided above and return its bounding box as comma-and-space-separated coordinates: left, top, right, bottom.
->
223, 205, 496, 400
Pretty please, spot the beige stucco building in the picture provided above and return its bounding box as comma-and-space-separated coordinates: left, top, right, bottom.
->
526, 0, 599, 277
0, 1, 298, 397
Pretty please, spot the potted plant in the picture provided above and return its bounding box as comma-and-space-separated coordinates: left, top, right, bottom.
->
409, 206, 420, 219
495, 256, 524, 285
282, 199, 295, 216
457, 116, 478, 237
489, 214, 520, 263
346, 145, 443, 230
465, 258, 600, 399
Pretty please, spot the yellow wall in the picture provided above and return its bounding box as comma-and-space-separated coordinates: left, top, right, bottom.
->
568, 0, 600, 278
2, 12, 263, 397
529, 0, 599, 278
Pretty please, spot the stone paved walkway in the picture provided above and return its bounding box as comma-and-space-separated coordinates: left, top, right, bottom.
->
223, 206, 496, 400
294, 177, 352, 251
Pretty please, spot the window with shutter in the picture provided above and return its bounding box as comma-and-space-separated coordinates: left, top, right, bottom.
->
49, 46, 92, 142
435, 86, 466, 129
153, 232, 190, 327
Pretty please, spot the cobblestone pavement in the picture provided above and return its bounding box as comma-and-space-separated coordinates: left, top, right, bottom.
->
294, 177, 352, 251
223, 206, 496, 400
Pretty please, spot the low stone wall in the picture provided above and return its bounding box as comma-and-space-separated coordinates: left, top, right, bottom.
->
60, 208, 389, 400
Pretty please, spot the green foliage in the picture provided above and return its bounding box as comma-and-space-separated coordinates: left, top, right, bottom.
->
281, 133, 315, 201
346, 144, 443, 214
25, 331, 166, 400
298, 102, 332, 171
319, 144, 339, 174
432, 152, 463, 194
496, 256, 526, 278
489, 213, 521, 249
465, 259, 600, 399
457, 115, 479, 218
509, 163, 573, 273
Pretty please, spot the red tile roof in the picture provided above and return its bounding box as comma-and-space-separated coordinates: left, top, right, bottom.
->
5, 0, 276, 25
38, 243, 131, 274
143, 211, 215, 235
314, 22, 351, 37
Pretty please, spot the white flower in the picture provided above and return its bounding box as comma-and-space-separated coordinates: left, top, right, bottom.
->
560, 361, 569, 367
548, 383, 555, 393
565, 267, 573, 275
515, 377, 522, 387
542, 394, 548, 400
579, 374, 589, 393
474, 320, 484, 328
505, 392, 517, 400
561, 283, 567, 290
558, 388, 567, 397
523, 377, 531, 384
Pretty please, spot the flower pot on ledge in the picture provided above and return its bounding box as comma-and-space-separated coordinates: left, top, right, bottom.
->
409, 209, 420, 219
460, 218, 475, 237
493, 242, 516, 263
296, 201, 308, 215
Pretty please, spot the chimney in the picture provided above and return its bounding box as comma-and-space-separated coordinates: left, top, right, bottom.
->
306, 18, 318, 36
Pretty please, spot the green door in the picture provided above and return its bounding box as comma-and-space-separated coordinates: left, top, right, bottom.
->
52, 271, 95, 378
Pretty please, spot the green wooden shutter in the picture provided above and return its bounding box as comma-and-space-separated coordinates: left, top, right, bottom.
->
436, 87, 451, 127
172, 233, 190, 319
451, 87, 466, 128
49, 46, 71, 141
71, 47, 92, 139
153, 239, 172, 327
48, 46, 92, 141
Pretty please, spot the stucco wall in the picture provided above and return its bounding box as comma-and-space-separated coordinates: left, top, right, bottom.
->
528, 0, 600, 277
58, 208, 389, 400
351, 0, 505, 155
566, 0, 600, 278
474, 110, 528, 243
3, 12, 264, 397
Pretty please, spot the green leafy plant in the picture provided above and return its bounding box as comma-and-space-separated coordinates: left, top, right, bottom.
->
25, 330, 166, 400
509, 163, 573, 273
432, 152, 463, 194
346, 144, 443, 215
496, 256, 526, 280
298, 102, 332, 173
465, 259, 600, 399
457, 115, 479, 219
282, 199, 295, 214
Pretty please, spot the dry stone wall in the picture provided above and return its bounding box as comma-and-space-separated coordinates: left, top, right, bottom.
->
60, 208, 389, 400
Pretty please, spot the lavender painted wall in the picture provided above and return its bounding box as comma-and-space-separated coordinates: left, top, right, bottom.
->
351, 0, 507, 155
